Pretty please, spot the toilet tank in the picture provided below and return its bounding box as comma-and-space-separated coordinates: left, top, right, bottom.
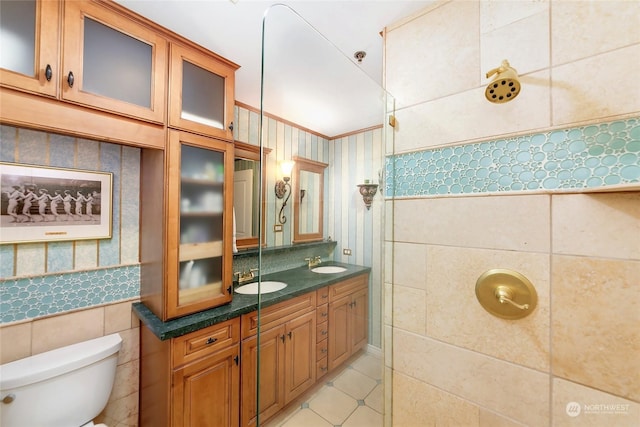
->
0, 333, 122, 427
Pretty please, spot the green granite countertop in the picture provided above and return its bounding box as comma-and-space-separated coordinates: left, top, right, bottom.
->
133, 261, 371, 340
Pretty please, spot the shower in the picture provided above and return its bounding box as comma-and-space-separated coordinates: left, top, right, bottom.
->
485, 59, 521, 103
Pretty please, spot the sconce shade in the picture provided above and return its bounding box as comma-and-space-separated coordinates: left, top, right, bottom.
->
280, 160, 295, 178
357, 183, 378, 210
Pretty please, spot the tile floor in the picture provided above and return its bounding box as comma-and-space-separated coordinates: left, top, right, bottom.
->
264, 350, 384, 427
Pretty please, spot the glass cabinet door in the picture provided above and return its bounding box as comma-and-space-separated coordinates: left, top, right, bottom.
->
169, 43, 237, 140
62, 1, 167, 123
0, 0, 59, 96
167, 130, 233, 318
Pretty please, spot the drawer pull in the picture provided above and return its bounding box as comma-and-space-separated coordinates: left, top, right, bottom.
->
321, 312, 328, 317
321, 367, 328, 372
67, 71, 74, 88
206, 337, 218, 345
321, 348, 327, 354
45, 64, 52, 81
321, 330, 327, 336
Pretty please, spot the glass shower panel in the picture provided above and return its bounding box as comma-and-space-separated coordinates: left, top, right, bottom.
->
0, 0, 36, 76
258, 4, 395, 426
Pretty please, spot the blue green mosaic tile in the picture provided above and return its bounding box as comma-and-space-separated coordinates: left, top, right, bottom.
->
386, 118, 640, 197
0, 265, 140, 323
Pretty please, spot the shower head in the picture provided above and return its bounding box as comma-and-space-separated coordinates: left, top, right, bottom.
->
485, 60, 520, 103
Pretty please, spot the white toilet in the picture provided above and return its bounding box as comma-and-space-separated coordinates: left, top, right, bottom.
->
0, 333, 122, 427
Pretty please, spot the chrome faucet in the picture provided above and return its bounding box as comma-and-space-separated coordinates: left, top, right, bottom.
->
305, 256, 322, 268
234, 268, 258, 284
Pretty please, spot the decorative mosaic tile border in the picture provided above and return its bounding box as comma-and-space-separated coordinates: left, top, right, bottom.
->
386, 118, 640, 197
0, 264, 139, 323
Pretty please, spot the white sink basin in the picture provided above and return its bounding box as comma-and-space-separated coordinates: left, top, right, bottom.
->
234, 281, 288, 295
311, 266, 347, 274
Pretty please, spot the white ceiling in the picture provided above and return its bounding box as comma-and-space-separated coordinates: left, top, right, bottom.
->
116, 0, 432, 137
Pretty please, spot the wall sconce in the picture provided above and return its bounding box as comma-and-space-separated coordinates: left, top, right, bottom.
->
357, 181, 378, 210
275, 160, 295, 224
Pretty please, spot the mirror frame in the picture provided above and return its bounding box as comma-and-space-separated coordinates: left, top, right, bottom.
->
234, 141, 271, 249
292, 155, 328, 243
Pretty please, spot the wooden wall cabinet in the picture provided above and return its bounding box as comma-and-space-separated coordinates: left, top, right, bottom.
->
169, 43, 237, 140
140, 318, 240, 427
0, 0, 239, 149
62, 0, 168, 123
328, 274, 369, 371
0, 0, 60, 97
240, 293, 317, 427
141, 130, 235, 321
1, 0, 168, 123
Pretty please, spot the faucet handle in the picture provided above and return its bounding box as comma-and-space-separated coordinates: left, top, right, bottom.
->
250, 268, 259, 273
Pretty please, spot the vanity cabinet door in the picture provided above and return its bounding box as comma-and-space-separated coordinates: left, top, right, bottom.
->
241, 326, 285, 427
62, 0, 167, 123
350, 287, 368, 352
173, 344, 240, 427
165, 130, 234, 319
0, 0, 60, 97
169, 43, 237, 140
283, 310, 316, 403
328, 294, 351, 370
328, 274, 369, 371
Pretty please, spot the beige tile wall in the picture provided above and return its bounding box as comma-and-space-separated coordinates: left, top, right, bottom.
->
0, 300, 140, 427
385, 1, 640, 426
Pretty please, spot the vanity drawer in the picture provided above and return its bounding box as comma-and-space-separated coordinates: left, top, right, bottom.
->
242, 292, 316, 338
172, 318, 240, 368
316, 322, 328, 343
316, 287, 329, 305
316, 339, 328, 361
316, 304, 328, 322
317, 357, 328, 378
328, 274, 368, 302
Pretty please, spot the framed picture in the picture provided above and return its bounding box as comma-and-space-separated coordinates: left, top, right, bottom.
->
0, 162, 113, 244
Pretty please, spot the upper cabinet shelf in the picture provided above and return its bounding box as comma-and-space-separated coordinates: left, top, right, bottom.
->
1, 0, 239, 147
0, 0, 60, 97
62, 0, 168, 123
0, 0, 168, 123
169, 43, 238, 141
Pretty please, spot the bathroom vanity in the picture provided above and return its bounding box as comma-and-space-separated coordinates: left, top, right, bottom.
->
134, 262, 370, 427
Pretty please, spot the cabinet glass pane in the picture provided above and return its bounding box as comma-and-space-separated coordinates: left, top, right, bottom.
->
0, 0, 36, 76
181, 60, 225, 129
83, 17, 152, 107
178, 144, 225, 305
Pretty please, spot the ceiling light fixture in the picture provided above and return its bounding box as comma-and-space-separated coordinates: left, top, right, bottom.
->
354, 51, 366, 63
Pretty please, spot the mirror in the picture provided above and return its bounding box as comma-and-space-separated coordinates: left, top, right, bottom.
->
233, 141, 270, 249
293, 156, 327, 243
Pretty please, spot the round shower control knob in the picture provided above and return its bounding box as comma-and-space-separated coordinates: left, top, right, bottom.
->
2, 393, 16, 404
475, 269, 537, 319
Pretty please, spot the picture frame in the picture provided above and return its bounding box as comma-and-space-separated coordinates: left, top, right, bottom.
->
0, 162, 113, 244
